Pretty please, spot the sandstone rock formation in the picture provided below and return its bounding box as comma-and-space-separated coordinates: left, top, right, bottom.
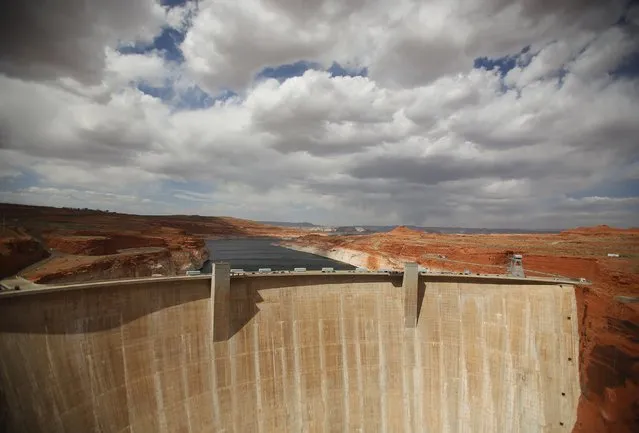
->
0, 227, 49, 278
0, 203, 301, 284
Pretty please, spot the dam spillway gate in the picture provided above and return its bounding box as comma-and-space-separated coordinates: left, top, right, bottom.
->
0, 265, 580, 432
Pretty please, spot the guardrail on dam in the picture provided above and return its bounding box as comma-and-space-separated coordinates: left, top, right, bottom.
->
0, 265, 580, 432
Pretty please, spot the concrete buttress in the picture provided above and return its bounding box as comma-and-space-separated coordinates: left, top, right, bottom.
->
403, 262, 419, 328
211, 262, 230, 341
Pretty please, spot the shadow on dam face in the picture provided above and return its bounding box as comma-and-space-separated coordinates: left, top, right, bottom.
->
0, 268, 580, 433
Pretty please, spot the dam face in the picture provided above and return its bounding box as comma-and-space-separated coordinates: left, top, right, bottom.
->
0, 268, 580, 432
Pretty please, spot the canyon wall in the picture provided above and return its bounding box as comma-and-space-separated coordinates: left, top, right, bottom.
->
280, 242, 404, 270
20, 234, 208, 284
0, 229, 49, 279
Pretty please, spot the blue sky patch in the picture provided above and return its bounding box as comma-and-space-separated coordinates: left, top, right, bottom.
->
175, 85, 217, 110
256, 61, 368, 82
161, 0, 190, 7
166, 179, 214, 195
611, 50, 639, 78
328, 62, 368, 78
256, 61, 321, 81
118, 0, 198, 63
119, 27, 186, 63
474, 55, 518, 77
0, 169, 39, 191
137, 78, 234, 111
474, 46, 531, 77
572, 179, 639, 199
137, 81, 175, 101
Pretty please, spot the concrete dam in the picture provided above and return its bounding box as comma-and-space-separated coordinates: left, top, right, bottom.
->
0, 264, 580, 432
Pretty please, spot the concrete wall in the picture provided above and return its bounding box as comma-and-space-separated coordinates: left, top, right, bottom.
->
0, 272, 580, 432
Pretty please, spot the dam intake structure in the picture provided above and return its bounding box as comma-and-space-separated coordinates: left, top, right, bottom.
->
0, 265, 580, 432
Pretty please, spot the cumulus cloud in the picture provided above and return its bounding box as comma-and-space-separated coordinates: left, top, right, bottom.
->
181, 0, 629, 90
0, 0, 638, 228
105, 50, 173, 88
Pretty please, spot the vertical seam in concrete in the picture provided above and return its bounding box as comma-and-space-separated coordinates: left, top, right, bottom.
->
401, 329, 411, 433
0, 342, 17, 430
229, 337, 238, 432
568, 286, 580, 429
503, 295, 515, 432
277, 332, 288, 428
152, 314, 168, 433
413, 325, 423, 433
459, 289, 469, 431
253, 322, 264, 433
16, 333, 37, 430
210, 340, 221, 430
437, 286, 448, 432
44, 326, 65, 432
120, 313, 134, 433
525, 289, 533, 431
180, 334, 193, 433
338, 294, 350, 432
270, 334, 279, 426
478, 297, 491, 432
86, 353, 101, 432
354, 317, 364, 431
318, 320, 328, 433
376, 292, 387, 433
291, 296, 303, 432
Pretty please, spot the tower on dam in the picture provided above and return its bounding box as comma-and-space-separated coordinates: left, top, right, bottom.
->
0, 265, 580, 432
509, 253, 525, 277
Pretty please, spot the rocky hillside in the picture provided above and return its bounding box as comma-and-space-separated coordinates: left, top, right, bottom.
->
0, 227, 49, 278
0, 203, 303, 283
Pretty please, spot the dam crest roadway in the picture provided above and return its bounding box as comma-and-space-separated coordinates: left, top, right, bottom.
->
0, 264, 582, 432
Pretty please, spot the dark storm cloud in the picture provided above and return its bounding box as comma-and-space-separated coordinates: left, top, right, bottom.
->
0, 0, 162, 82
482, 0, 628, 26
347, 153, 575, 185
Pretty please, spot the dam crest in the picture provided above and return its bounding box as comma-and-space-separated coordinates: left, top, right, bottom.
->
0, 265, 580, 432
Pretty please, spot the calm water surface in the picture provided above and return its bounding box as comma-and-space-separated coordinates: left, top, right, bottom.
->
200, 238, 355, 272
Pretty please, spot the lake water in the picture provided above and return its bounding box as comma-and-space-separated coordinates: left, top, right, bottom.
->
200, 238, 356, 273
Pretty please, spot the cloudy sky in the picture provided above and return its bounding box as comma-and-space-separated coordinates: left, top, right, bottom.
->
0, 0, 638, 228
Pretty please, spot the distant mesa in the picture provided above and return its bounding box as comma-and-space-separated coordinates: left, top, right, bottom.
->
388, 225, 422, 236
561, 225, 639, 235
